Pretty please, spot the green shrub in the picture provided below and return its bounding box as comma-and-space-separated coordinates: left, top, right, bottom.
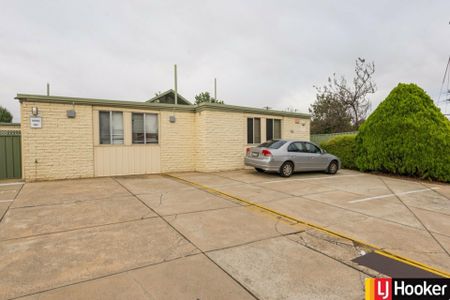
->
320, 135, 357, 169
355, 83, 450, 182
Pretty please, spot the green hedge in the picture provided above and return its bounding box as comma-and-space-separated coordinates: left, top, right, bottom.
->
320, 135, 357, 169
355, 83, 450, 182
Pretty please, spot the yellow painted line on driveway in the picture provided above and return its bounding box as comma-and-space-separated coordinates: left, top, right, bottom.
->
348, 187, 440, 203
165, 173, 450, 278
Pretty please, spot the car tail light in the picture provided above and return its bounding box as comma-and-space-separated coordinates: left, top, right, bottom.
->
262, 149, 272, 157
246, 147, 250, 156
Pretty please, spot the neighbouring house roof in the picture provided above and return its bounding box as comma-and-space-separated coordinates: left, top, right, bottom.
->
15, 94, 311, 119
147, 89, 192, 105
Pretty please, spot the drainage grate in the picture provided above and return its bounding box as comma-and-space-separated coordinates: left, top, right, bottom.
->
352, 252, 443, 278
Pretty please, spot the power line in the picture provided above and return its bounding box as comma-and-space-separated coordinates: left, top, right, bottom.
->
437, 57, 450, 116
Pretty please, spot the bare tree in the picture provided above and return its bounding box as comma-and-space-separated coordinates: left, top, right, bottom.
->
313, 58, 376, 128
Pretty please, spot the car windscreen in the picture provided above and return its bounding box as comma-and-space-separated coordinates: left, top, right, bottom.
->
258, 140, 286, 149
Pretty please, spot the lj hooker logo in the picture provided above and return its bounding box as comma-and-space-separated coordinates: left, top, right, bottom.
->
365, 278, 449, 300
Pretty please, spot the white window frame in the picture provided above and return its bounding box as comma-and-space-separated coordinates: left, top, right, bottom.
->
99, 111, 124, 145
247, 117, 261, 144
132, 113, 159, 144
266, 118, 282, 140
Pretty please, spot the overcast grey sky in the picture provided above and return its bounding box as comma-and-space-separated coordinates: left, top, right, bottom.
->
1, 0, 449, 122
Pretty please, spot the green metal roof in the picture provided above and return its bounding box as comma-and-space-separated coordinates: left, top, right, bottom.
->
15, 94, 310, 119
195, 102, 310, 118
15, 94, 195, 112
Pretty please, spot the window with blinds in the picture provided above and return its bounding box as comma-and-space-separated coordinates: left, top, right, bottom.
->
247, 117, 261, 144
266, 119, 281, 140
99, 111, 124, 144
132, 113, 158, 144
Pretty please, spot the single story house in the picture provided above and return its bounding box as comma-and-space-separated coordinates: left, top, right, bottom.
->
16, 90, 311, 181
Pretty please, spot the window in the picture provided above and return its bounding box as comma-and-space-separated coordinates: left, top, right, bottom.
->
258, 140, 286, 149
302, 142, 321, 154
247, 117, 261, 144
99, 111, 124, 144
132, 113, 158, 144
287, 142, 304, 152
266, 119, 281, 140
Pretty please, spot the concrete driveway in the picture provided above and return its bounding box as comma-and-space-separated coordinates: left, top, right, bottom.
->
0, 169, 449, 299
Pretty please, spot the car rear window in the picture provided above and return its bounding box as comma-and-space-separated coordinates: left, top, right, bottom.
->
258, 140, 286, 149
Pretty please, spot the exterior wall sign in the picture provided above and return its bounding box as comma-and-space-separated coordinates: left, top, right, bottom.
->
30, 116, 42, 128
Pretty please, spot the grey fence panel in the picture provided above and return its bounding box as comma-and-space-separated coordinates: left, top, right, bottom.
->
310, 131, 358, 145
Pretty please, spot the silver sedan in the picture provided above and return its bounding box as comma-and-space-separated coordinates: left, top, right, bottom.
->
244, 140, 341, 177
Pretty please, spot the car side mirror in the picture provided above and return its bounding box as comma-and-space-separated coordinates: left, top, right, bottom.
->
321, 149, 327, 154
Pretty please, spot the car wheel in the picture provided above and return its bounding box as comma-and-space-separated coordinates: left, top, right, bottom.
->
280, 162, 294, 177
327, 160, 338, 174
255, 168, 265, 173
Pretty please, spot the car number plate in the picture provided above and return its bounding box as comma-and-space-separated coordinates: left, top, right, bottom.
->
251, 152, 259, 157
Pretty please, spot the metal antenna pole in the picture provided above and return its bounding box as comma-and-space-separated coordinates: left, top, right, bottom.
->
46, 83, 50, 96
214, 78, 217, 100
174, 64, 178, 105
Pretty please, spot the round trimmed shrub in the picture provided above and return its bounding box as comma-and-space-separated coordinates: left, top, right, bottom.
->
321, 135, 357, 169
355, 83, 450, 182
